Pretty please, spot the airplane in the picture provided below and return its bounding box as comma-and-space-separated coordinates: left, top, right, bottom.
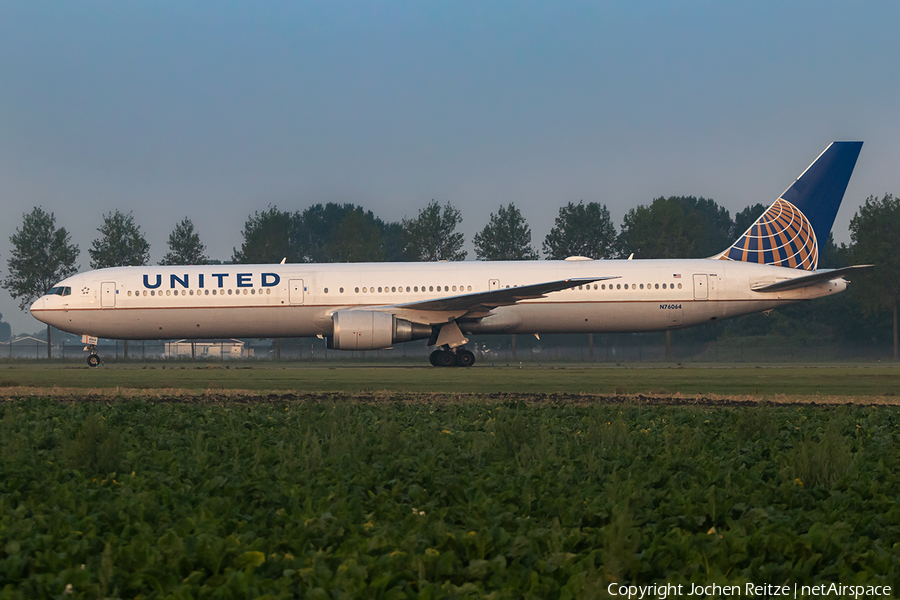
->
31, 141, 870, 368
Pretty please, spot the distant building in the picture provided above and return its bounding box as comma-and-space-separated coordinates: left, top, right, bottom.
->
163, 339, 253, 359
0, 335, 49, 358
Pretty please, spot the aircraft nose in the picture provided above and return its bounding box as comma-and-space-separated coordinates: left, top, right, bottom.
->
30, 296, 46, 317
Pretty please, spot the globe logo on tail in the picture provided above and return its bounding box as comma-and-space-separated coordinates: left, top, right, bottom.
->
719, 198, 818, 270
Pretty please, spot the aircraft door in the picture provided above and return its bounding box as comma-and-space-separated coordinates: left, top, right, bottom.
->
289, 279, 304, 305
489, 279, 500, 290
693, 274, 708, 300
101, 282, 116, 307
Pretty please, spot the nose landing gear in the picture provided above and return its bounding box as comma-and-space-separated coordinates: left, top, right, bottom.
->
429, 347, 475, 367
82, 335, 101, 368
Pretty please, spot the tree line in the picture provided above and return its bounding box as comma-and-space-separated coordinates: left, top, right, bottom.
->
2, 195, 899, 358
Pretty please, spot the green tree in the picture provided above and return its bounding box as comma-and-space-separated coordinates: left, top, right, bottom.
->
160, 218, 209, 265
849, 193, 900, 360
473, 203, 539, 260
618, 196, 732, 259
89, 210, 150, 268
329, 208, 387, 262
402, 200, 467, 261
232, 206, 296, 264
542, 201, 617, 259
1, 207, 80, 358
295, 203, 405, 263
817, 233, 846, 269
381, 222, 410, 263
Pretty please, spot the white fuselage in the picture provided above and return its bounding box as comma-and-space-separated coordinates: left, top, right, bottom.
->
30, 259, 846, 342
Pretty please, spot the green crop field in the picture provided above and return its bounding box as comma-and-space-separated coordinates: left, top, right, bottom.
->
2, 397, 900, 598
2, 363, 899, 597
1, 362, 899, 397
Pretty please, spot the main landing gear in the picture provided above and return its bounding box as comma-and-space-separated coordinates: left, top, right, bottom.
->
429, 347, 475, 368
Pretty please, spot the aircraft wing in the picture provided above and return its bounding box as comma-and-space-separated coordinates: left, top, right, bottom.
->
368, 276, 618, 322
751, 265, 873, 293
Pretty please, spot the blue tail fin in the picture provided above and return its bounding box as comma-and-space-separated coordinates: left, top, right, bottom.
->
716, 141, 862, 270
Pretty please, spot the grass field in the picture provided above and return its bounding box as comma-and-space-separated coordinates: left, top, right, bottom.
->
1, 361, 899, 397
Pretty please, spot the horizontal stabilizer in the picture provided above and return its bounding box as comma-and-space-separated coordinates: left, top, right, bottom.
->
751, 265, 872, 293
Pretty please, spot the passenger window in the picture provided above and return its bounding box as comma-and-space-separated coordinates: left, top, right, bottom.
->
677, 283, 682, 289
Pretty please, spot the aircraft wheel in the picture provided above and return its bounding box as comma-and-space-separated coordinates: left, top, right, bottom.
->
435, 350, 456, 367
429, 350, 441, 366
87, 354, 100, 368
455, 350, 475, 367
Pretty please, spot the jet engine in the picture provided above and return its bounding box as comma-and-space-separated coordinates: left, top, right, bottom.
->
327, 310, 432, 350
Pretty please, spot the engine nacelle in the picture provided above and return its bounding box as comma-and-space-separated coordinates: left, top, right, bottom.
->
327, 311, 432, 350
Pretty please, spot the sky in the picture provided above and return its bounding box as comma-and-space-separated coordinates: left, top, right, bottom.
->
1, 1, 898, 335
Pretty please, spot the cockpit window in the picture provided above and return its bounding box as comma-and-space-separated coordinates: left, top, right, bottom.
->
46, 287, 71, 297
